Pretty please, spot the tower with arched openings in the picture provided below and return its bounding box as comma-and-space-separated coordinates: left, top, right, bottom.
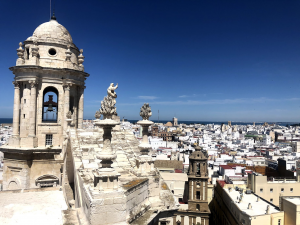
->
0, 14, 89, 190
173, 146, 210, 225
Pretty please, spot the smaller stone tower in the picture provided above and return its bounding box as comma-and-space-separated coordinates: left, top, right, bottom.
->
187, 146, 210, 223
173, 117, 178, 126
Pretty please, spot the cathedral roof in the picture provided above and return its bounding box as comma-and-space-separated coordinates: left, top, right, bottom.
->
26, 18, 73, 45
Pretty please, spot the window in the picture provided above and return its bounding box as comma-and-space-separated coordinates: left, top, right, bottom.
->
281, 188, 284, 193
260, 188, 263, 193
48, 48, 57, 56
24, 99, 26, 104
197, 182, 201, 188
196, 204, 200, 211
45, 134, 53, 146
196, 191, 200, 199
270, 188, 273, 193
26, 48, 29, 59
23, 114, 25, 119
42, 87, 58, 122
270, 198, 273, 203
290, 188, 293, 192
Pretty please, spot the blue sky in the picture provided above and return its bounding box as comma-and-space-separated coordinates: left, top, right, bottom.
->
1, 0, 300, 122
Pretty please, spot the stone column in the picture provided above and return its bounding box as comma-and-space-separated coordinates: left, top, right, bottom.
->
63, 83, 71, 135
192, 217, 196, 225
12, 81, 20, 136
189, 216, 192, 225
78, 86, 84, 129
181, 216, 184, 225
173, 215, 176, 225
189, 180, 192, 200
205, 218, 208, 225
29, 81, 37, 137
201, 218, 205, 225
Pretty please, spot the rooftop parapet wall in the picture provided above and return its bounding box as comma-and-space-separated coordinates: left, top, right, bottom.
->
124, 178, 150, 223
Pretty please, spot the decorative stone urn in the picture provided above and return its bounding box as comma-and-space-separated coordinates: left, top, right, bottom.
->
136, 103, 155, 176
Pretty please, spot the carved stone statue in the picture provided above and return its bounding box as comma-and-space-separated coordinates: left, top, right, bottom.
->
107, 83, 118, 98
140, 103, 152, 120
99, 83, 118, 119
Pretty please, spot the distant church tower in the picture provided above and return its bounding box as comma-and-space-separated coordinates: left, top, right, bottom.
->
173, 117, 178, 126
0, 14, 89, 190
173, 146, 210, 224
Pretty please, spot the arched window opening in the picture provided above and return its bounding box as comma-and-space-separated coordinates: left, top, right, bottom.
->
196, 191, 200, 199
35, 175, 59, 188
42, 87, 58, 122
197, 163, 200, 175
8, 181, 19, 190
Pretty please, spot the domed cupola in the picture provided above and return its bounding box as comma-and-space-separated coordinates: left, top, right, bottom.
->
17, 15, 85, 71
27, 18, 73, 45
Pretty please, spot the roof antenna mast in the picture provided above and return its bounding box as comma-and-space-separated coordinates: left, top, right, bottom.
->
50, 0, 56, 20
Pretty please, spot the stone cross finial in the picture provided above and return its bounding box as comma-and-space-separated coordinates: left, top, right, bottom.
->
140, 103, 152, 120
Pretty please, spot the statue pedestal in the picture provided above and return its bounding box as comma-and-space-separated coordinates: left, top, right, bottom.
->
93, 118, 120, 190
93, 168, 120, 191
135, 119, 155, 176
135, 155, 156, 176
137, 120, 154, 145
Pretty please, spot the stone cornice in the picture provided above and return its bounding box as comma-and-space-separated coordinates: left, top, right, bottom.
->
24, 39, 79, 52
9, 65, 89, 78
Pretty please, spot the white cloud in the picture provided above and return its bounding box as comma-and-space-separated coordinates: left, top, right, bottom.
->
179, 94, 197, 98
136, 96, 158, 100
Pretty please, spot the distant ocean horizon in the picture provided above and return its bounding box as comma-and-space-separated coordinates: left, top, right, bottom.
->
0, 118, 298, 127
127, 120, 297, 126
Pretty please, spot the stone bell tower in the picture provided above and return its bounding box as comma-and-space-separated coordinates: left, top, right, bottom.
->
0, 14, 89, 190
188, 146, 210, 224
173, 146, 210, 225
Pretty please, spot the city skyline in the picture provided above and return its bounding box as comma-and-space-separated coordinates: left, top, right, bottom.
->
1, 1, 300, 121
